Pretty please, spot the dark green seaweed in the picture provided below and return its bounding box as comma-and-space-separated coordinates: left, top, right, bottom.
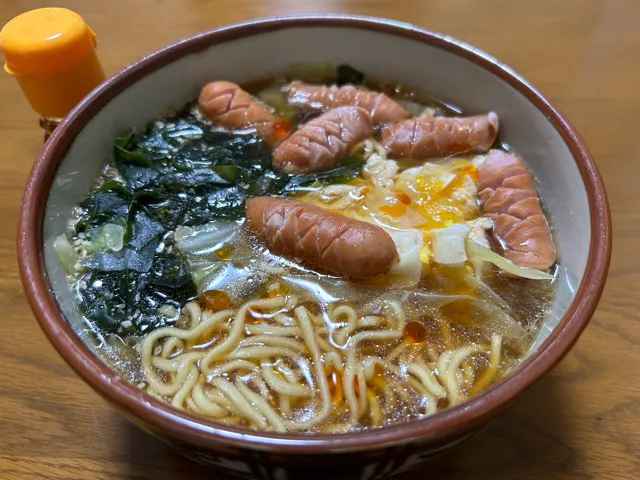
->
73, 102, 365, 335
336, 65, 365, 86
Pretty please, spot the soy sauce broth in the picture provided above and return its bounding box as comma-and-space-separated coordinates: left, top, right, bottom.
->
56, 65, 557, 433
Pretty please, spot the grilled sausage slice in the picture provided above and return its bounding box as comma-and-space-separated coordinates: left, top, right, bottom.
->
288, 81, 409, 125
381, 113, 499, 159
477, 150, 556, 270
198, 81, 279, 144
246, 197, 398, 278
273, 106, 373, 174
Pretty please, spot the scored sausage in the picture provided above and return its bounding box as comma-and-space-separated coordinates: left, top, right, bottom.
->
381, 112, 499, 159
246, 197, 398, 278
477, 150, 556, 271
198, 81, 279, 144
288, 81, 409, 125
273, 106, 373, 175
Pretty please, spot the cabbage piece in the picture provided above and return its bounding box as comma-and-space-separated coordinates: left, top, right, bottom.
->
407, 290, 528, 342
197, 263, 255, 298
257, 85, 297, 122
466, 217, 493, 277
83, 212, 163, 274
305, 184, 368, 211
175, 220, 239, 256
281, 276, 345, 304
53, 234, 78, 275
363, 152, 398, 189
285, 62, 335, 83
466, 238, 555, 280
467, 218, 492, 248
431, 224, 471, 267
85, 223, 125, 254
463, 272, 512, 312
175, 220, 240, 289
174, 219, 267, 298
363, 139, 388, 159
387, 229, 423, 286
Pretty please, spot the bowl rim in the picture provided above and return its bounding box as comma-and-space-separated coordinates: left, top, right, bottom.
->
18, 14, 611, 454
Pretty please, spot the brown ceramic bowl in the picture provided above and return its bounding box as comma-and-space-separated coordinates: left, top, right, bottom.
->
18, 15, 611, 480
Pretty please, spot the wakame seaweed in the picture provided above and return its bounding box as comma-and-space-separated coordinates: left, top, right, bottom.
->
73, 102, 365, 335
336, 65, 365, 86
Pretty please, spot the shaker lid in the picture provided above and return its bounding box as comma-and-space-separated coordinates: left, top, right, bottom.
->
1, 8, 98, 76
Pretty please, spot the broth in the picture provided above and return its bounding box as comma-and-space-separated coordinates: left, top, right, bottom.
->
55, 65, 557, 433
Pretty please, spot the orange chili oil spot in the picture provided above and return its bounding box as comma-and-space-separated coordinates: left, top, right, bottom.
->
396, 192, 412, 205
265, 283, 290, 298
460, 164, 478, 181
380, 203, 407, 218
403, 321, 428, 344
245, 307, 263, 324
273, 119, 292, 141
198, 290, 233, 313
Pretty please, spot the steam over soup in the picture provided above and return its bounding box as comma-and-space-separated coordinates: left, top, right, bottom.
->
55, 65, 557, 433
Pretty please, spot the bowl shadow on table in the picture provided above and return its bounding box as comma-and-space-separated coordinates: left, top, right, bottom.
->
118, 374, 573, 480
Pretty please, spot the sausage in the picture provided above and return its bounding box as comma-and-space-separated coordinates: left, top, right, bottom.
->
273, 106, 373, 174
288, 81, 409, 125
381, 112, 499, 159
198, 81, 279, 144
246, 197, 398, 278
477, 150, 556, 270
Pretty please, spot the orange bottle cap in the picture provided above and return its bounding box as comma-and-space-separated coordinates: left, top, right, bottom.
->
1, 8, 97, 75
0, 8, 106, 118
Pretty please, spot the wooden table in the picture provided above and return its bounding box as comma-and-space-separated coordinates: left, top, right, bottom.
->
0, 1, 637, 479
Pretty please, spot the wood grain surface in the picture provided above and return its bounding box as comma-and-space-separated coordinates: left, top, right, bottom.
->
0, 1, 637, 479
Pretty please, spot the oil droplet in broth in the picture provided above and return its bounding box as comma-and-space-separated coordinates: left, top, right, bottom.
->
403, 321, 428, 344
198, 290, 233, 312
273, 119, 293, 140
215, 246, 233, 260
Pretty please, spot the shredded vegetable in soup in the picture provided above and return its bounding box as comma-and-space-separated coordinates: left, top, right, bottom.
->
55, 64, 557, 433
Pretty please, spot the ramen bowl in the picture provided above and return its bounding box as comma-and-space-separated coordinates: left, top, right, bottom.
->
18, 15, 611, 480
